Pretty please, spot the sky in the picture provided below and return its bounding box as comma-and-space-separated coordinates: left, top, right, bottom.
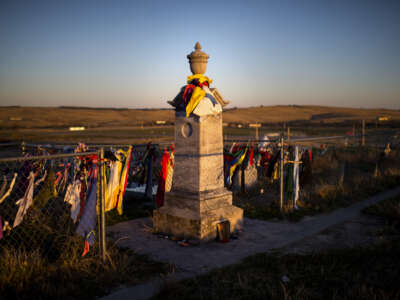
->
0, 0, 399, 109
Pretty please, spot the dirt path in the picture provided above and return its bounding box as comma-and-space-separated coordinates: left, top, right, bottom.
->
101, 186, 400, 300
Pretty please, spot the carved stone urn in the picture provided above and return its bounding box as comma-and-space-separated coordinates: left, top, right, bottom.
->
187, 42, 210, 75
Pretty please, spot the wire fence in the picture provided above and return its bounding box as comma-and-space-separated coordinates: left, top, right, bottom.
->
0, 128, 399, 259
224, 130, 400, 215
0, 142, 170, 261
0, 151, 104, 261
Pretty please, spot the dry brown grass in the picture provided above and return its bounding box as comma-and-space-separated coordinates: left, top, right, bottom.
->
0, 107, 174, 129
0, 238, 172, 300
223, 105, 400, 124
234, 146, 400, 222
1, 105, 400, 130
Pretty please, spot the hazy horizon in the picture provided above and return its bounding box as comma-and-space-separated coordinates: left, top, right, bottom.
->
1, 103, 398, 112
1, 0, 399, 109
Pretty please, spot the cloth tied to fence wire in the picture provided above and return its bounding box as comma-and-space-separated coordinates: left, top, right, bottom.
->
224, 145, 248, 187
293, 146, 300, 210
249, 146, 254, 167
76, 165, 98, 251
64, 179, 82, 223
155, 146, 175, 207
0, 173, 18, 204
266, 150, 280, 179
33, 171, 55, 209
166, 150, 174, 192
13, 171, 35, 228
284, 148, 295, 207
300, 149, 313, 188
117, 146, 133, 215
155, 148, 170, 208
76, 174, 87, 223
105, 147, 132, 215
105, 159, 122, 212
81, 230, 96, 257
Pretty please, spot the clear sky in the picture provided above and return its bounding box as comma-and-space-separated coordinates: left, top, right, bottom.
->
0, 0, 399, 109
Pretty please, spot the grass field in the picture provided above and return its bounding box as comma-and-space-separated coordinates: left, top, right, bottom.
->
1, 106, 400, 130
0, 105, 399, 145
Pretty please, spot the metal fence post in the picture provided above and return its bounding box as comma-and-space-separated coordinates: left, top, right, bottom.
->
362, 120, 366, 146
255, 126, 259, 140
280, 135, 284, 212
96, 154, 101, 255
99, 148, 106, 261
21, 141, 26, 156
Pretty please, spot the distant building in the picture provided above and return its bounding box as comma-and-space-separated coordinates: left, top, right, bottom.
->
378, 116, 390, 121
69, 126, 85, 131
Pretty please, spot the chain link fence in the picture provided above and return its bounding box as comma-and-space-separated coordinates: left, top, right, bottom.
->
0, 141, 172, 261
0, 151, 105, 260
224, 130, 400, 216
1, 131, 399, 258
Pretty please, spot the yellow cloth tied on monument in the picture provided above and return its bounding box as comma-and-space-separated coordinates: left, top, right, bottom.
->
185, 86, 206, 117
186, 74, 213, 84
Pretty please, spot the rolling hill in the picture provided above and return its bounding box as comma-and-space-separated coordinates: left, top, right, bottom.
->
0, 105, 399, 129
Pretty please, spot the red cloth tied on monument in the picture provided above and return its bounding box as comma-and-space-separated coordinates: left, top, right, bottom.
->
182, 79, 210, 104
182, 84, 195, 103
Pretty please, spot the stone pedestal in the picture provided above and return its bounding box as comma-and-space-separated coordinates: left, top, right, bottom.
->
153, 111, 243, 241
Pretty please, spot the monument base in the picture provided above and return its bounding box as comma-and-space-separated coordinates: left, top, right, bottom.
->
153, 190, 243, 241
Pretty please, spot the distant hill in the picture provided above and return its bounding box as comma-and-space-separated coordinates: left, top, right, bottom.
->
0, 105, 399, 129
222, 105, 400, 124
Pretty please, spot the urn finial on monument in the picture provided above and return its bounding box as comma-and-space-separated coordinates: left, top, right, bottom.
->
187, 42, 209, 75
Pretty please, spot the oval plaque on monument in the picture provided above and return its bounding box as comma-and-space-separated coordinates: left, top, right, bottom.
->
181, 122, 192, 138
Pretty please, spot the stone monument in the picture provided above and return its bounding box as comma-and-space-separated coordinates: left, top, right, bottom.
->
153, 42, 243, 241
